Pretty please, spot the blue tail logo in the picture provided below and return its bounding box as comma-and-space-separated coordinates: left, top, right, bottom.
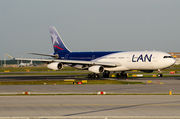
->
49, 26, 71, 53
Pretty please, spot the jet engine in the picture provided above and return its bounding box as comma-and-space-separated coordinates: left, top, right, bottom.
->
88, 65, 104, 73
140, 70, 154, 73
47, 62, 63, 70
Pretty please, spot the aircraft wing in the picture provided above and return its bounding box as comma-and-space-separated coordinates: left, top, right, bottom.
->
27, 53, 57, 57
5, 54, 119, 67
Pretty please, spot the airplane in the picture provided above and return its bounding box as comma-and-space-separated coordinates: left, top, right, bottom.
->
5, 26, 175, 78
18, 60, 35, 67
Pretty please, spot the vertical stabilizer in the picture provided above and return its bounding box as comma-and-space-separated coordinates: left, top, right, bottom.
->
49, 26, 71, 54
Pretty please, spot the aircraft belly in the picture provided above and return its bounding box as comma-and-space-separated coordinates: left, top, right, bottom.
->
104, 65, 129, 71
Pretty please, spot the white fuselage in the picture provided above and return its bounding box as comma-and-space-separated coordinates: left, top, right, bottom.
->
92, 51, 175, 71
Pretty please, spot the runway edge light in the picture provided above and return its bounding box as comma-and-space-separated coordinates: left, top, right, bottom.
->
97, 91, 106, 95
169, 90, 172, 95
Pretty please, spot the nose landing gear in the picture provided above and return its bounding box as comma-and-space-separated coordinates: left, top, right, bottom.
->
158, 69, 163, 77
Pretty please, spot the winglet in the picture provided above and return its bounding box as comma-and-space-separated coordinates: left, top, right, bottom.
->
5, 53, 15, 60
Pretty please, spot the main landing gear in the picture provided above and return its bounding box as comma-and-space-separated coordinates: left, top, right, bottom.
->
88, 71, 128, 79
116, 71, 127, 78
103, 71, 110, 78
88, 71, 110, 79
88, 73, 99, 79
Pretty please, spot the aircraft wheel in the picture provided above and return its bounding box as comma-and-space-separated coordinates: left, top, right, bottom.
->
103, 73, 105, 78
119, 72, 127, 78
116, 73, 120, 78
103, 71, 110, 78
95, 74, 99, 78
124, 73, 127, 78
103, 74, 105, 78
107, 74, 109, 78
119, 73, 123, 78
88, 74, 92, 79
103, 73, 109, 78
88, 74, 99, 79
158, 74, 163, 77
91, 74, 96, 78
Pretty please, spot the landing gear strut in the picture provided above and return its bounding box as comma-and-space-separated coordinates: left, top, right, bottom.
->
88, 73, 99, 79
103, 71, 110, 78
116, 71, 127, 78
158, 69, 163, 77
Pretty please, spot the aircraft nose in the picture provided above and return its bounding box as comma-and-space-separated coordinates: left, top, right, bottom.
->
170, 58, 176, 66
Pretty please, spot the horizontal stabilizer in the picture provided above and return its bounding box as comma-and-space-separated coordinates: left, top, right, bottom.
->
27, 53, 57, 57
5, 53, 14, 60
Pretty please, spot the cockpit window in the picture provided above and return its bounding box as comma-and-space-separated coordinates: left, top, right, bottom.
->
163, 56, 173, 58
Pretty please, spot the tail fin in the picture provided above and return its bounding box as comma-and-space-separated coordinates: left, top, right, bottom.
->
49, 26, 71, 54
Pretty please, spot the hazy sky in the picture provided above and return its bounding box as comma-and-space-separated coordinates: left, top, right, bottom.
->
1, 0, 180, 60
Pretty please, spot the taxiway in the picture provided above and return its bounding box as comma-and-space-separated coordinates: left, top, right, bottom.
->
0, 95, 180, 117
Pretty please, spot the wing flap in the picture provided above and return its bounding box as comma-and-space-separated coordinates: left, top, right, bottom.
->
5, 53, 14, 60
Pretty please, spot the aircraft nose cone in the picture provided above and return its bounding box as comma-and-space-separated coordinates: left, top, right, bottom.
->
169, 58, 176, 66
172, 58, 176, 65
